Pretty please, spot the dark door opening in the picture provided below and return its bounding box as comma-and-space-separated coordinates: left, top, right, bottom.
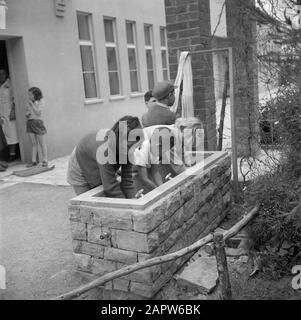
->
0, 40, 21, 165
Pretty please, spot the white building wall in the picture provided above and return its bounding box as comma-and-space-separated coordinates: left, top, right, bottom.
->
0, 0, 166, 160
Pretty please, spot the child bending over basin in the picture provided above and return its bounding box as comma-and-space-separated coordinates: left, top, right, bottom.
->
67, 116, 143, 197
133, 125, 185, 194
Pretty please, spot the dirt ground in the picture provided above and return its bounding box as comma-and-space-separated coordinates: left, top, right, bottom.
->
0, 182, 95, 300
157, 258, 301, 300
156, 203, 301, 300
156, 269, 301, 300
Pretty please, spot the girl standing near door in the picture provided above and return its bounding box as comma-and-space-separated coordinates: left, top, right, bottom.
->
26, 87, 48, 167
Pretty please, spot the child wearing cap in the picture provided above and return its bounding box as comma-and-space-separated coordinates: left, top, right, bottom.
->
142, 81, 177, 127
144, 90, 156, 109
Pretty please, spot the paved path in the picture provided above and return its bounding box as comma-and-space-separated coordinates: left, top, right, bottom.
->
0, 181, 99, 300
0, 156, 69, 186
0, 155, 95, 300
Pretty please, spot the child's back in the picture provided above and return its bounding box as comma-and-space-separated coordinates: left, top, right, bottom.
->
142, 81, 177, 128
142, 103, 176, 127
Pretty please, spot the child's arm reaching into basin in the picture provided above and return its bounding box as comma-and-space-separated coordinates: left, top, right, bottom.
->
134, 140, 159, 192
150, 164, 164, 186
98, 163, 127, 198
137, 166, 158, 191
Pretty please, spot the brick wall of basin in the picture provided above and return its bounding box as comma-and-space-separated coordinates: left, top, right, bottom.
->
68, 152, 232, 299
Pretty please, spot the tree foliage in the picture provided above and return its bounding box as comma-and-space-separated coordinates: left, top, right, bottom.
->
238, 0, 301, 278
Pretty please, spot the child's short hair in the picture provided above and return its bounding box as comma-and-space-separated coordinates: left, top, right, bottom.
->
144, 90, 153, 103
29, 87, 43, 101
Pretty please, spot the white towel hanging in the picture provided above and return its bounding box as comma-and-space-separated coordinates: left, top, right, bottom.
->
171, 51, 194, 118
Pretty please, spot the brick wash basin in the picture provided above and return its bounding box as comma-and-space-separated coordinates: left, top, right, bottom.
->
68, 151, 232, 299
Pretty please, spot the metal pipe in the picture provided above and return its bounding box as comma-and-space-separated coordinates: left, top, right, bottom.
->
187, 46, 240, 201
188, 47, 231, 55
228, 47, 239, 201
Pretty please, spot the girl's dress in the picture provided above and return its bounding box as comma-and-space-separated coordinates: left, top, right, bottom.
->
26, 99, 47, 135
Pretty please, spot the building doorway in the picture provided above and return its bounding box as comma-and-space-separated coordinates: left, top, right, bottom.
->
0, 40, 21, 164
0, 36, 31, 164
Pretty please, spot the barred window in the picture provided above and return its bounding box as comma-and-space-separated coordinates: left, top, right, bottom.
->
160, 27, 169, 80
104, 18, 121, 96
144, 24, 155, 90
77, 12, 98, 99
126, 21, 140, 92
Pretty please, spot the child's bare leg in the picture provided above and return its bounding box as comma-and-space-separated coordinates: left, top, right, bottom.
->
28, 133, 38, 163
36, 134, 48, 163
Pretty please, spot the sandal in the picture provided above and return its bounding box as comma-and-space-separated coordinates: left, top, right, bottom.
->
26, 161, 37, 168
42, 161, 48, 167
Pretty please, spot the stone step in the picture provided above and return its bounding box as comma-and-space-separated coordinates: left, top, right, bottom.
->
175, 250, 218, 294
215, 227, 251, 251
225, 247, 248, 257
175, 226, 251, 294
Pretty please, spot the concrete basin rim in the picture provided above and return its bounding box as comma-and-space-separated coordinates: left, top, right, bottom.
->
69, 151, 229, 210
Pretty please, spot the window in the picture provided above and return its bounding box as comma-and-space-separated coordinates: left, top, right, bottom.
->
160, 27, 169, 80
144, 24, 155, 90
104, 18, 121, 96
77, 12, 98, 99
126, 21, 140, 93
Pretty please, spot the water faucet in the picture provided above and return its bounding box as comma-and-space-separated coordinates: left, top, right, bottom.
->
135, 189, 144, 199
165, 173, 173, 181
99, 231, 111, 240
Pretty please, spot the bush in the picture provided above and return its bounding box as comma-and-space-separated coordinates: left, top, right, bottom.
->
247, 170, 301, 279
247, 84, 301, 278
259, 84, 301, 177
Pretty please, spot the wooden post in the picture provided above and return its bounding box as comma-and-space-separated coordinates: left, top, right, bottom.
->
217, 56, 229, 151
213, 233, 232, 300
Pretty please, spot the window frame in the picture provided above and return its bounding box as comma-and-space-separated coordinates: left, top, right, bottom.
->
104, 17, 122, 97
126, 20, 141, 93
77, 11, 99, 101
160, 26, 170, 81
144, 24, 156, 90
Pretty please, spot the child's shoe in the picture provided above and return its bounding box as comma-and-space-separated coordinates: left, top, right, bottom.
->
26, 161, 37, 168
42, 161, 48, 167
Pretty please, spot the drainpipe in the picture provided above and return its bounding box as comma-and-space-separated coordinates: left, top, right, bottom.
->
0, 0, 7, 30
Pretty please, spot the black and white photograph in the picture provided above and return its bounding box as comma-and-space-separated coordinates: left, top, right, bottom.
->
0, 0, 301, 309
